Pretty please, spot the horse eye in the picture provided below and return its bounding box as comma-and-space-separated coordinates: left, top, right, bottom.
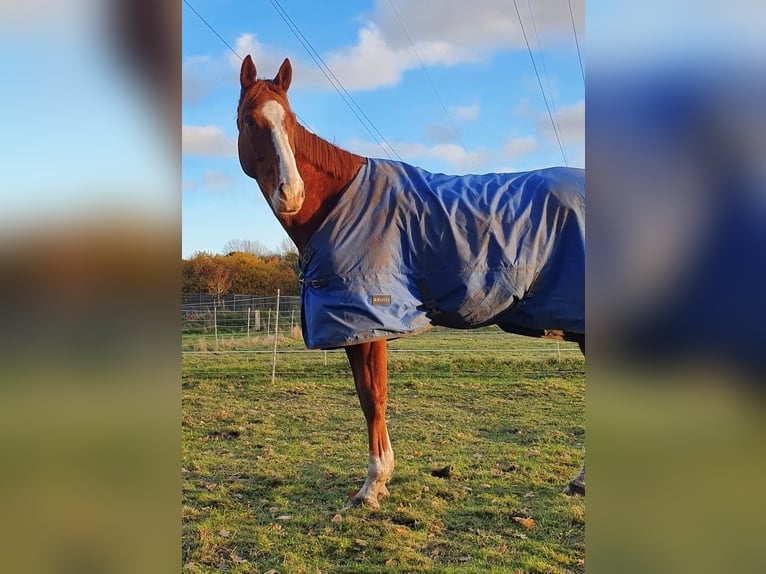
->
244, 116, 254, 128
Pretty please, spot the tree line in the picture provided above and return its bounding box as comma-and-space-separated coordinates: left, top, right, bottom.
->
182, 239, 300, 299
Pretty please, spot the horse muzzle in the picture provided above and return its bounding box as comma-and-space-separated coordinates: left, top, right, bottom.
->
272, 180, 305, 215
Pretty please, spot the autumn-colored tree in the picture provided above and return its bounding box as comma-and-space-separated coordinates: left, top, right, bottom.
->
206, 260, 232, 304
224, 252, 270, 294
182, 252, 211, 293
181, 242, 299, 297
182, 251, 233, 302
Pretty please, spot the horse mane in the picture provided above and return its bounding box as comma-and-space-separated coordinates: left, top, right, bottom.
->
294, 123, 366, 179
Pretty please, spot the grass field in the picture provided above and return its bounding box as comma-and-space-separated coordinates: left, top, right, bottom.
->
182, 327, 585, 573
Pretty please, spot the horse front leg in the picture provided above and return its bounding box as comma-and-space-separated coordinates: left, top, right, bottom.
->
345, 340, 394, 509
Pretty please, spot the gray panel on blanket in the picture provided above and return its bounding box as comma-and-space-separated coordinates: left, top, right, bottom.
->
300, 158, 584, 349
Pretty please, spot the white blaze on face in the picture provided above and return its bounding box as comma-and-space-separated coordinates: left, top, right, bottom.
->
260, 99, 304, 213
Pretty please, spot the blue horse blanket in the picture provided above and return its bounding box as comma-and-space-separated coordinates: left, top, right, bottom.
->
300, 159, 585, 349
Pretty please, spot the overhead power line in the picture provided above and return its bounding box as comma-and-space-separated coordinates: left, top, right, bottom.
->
386, 0, 478, 172
265, 0, 403, 162
568, 0, 585, 84
525, 0, 567, 165
182, 0, 242, 61
512, 0, 569, 167
182, 0, 318, 132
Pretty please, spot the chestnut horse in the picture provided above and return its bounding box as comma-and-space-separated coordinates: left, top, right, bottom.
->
236, 56, 585, 508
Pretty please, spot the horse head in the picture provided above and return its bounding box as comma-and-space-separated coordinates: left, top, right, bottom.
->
237, 56, 305, 216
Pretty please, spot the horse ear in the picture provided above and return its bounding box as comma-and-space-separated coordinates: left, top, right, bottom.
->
240, 55, 257, 90
274, 58, 292, 92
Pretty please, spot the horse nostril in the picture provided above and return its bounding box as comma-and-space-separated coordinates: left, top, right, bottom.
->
274, 182, 303, 212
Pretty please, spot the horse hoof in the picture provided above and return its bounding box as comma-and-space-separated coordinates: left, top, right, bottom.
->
346, 494, 381, 510
359, 496, 380, 510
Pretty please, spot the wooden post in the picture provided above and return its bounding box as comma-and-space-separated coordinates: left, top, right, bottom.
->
246, 307, 251, 341
267, 310, 271, 335
290, 309, 295, 332
254, 309, 261, 331
213, 305, 219, 351
271, 289, 280, 384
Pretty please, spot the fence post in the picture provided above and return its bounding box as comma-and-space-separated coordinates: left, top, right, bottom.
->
247, 307, 251, 341
214, 305, 219, 351
254, 309, 261, 332
290, 309, 295, 332
266, 310, 271, 336
271, 289, 280, 384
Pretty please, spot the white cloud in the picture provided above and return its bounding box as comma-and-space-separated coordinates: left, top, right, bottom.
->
557, 100, 585, 146
420, 104, 481, 154
182, 33, 301, 104
182, 125, 237, 156
319, 0, 584, 92
346, 138, 487, 172
502, 136, 538, 159
453, 103, 480, 122
183, 33, 330, 102
229, 33, 306, 82
427, 144, 487, 171
185, 0, 584, 99
229, 33, 263, 68
345, 138, 423, 159
182, 37, 256, 106
325, 25, 414, 90
372, 0, 583, 55
182, 170, 232, 193
424, 123, 459, 144
538, 100, 584, 146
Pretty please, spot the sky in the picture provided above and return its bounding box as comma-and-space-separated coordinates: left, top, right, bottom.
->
182, 0, 584, 257
1, 7, 176, 238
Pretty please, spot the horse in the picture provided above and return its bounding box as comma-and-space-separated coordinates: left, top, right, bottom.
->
236, 56, 585, 508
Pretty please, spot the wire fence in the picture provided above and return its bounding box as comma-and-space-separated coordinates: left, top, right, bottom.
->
182, 293, 301, 313
182, 296, 302, 340
182, 293, 584, 382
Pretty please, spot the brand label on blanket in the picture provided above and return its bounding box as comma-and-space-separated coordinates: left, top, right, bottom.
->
370, 294, 392, 306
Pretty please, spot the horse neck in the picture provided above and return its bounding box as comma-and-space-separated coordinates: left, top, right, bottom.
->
283, 124, 365, 252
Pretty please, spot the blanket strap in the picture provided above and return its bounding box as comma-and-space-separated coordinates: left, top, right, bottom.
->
416, 278, 443, 321
299, 277, 326, 289
297, 245, 326, 288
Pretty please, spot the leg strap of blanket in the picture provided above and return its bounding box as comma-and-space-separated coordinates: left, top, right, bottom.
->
416, 279, 443, 321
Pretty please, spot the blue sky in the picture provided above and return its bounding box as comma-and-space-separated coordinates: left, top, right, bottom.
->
1, 23, 175, 237
182, 0, 584, 256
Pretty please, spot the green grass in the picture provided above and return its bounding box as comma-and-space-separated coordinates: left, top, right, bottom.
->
182, 328, 584, 573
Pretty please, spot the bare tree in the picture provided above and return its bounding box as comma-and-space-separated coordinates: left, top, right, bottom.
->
222, 238, 269, 257
277, 236, 298, 256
